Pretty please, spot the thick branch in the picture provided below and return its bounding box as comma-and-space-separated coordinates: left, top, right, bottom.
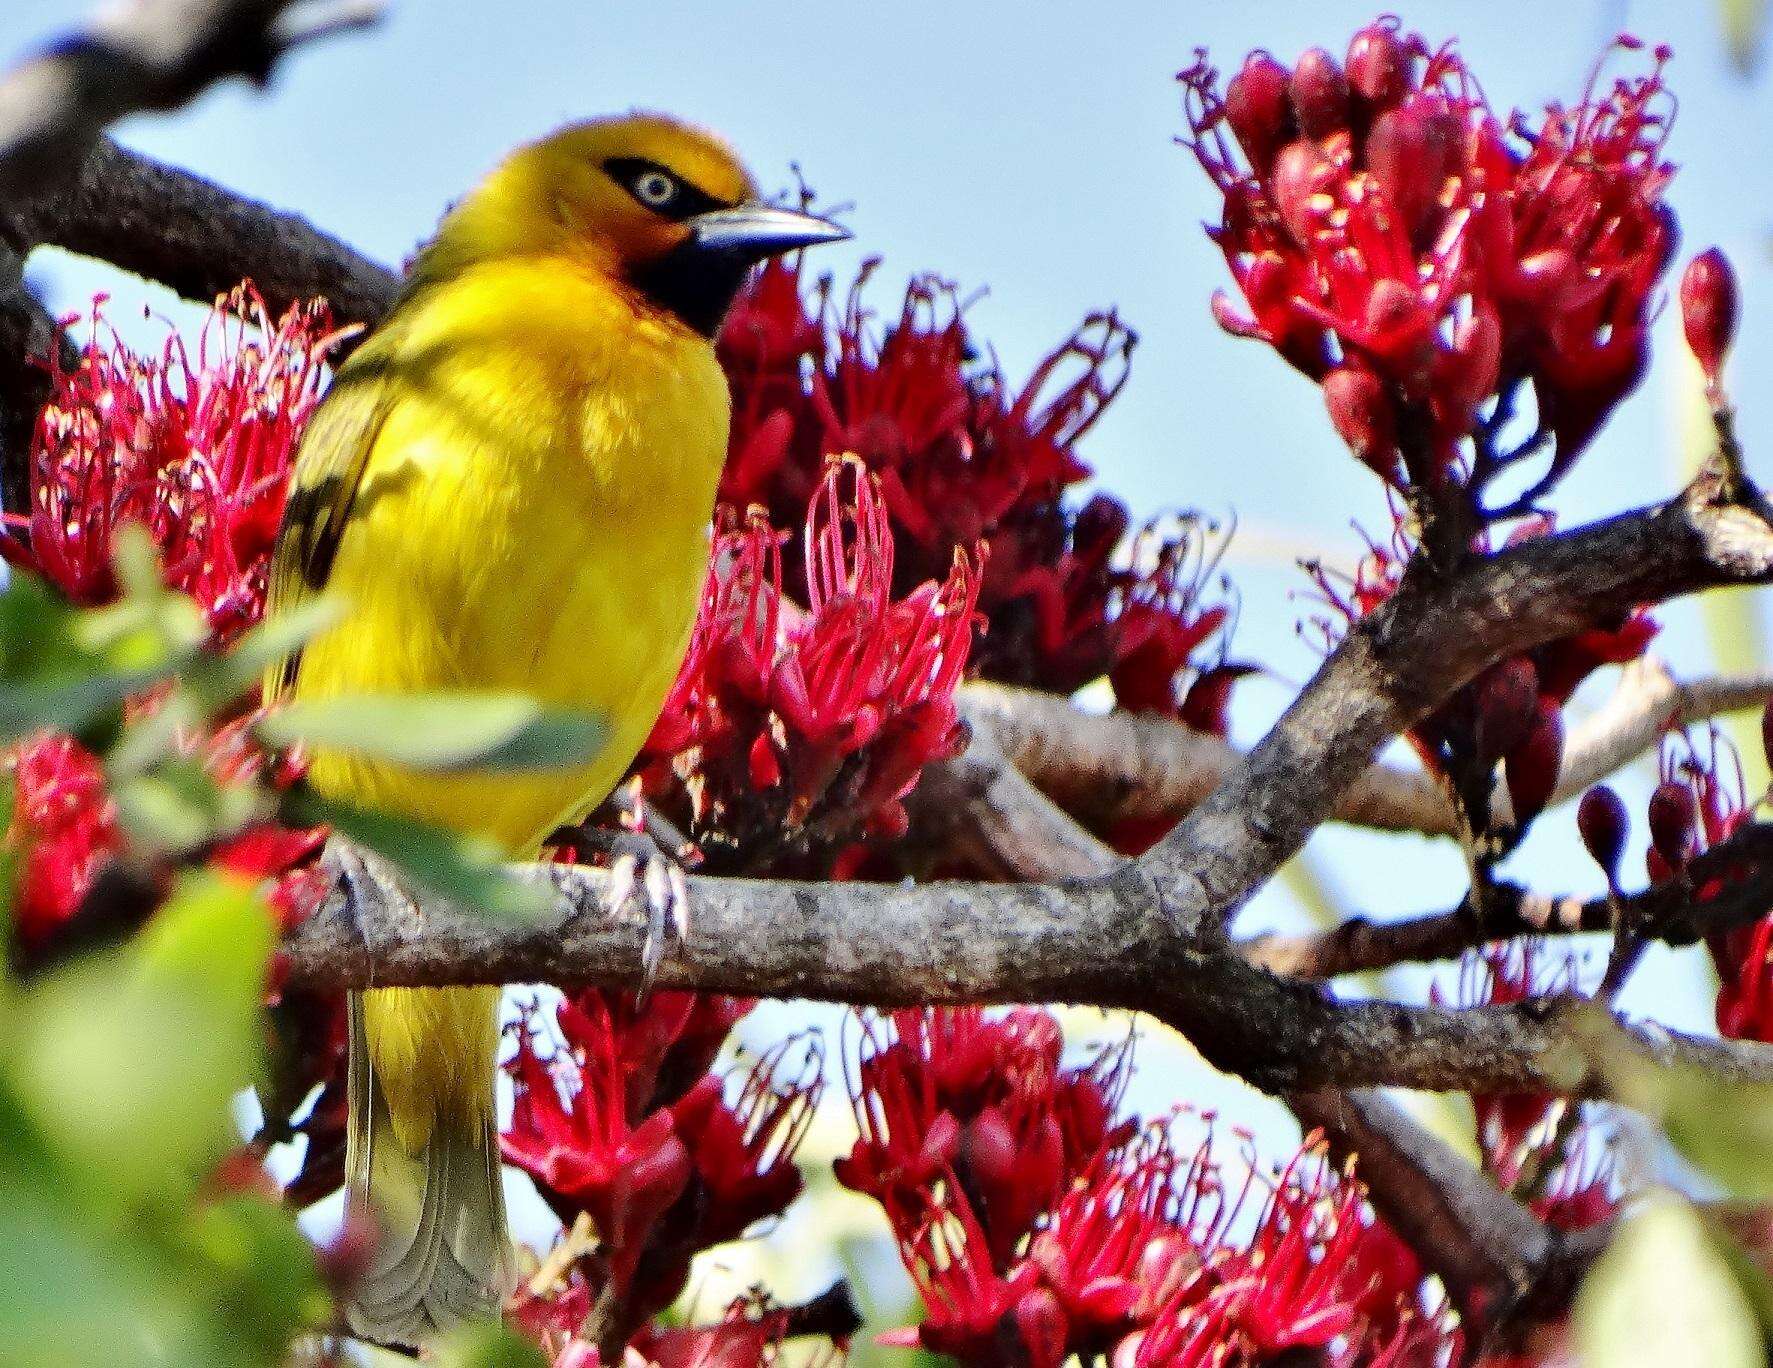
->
1130, 475, 1773, 941
970, 660, 1773, 843
0, 244, 73, 512
1243, 823, 1773, 978
0, 139, 399, 329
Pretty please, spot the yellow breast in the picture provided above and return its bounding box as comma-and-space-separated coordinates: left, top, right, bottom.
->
292, 257, 728, 854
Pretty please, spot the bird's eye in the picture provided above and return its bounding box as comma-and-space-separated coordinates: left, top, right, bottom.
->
629, 168, 680, 210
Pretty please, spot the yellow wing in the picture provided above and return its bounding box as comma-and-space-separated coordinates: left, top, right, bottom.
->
264, 346, 400, 702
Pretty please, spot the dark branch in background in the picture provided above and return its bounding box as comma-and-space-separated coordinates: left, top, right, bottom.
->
0, 139, 399, 330
971, 662, 1773, 842
1292, 1089, 1609, 1348
0, 0, 390, 508
0, 243, 74, 512
1242, 823, 1773, 979
0, 0, 378, 205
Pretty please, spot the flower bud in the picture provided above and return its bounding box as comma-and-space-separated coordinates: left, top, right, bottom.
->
1323, 364, 1397, 477
1504, 698, 1564, 827
1224, 52, 1295, 173
1681, 247, 1740, 386
1347, 20, 1410, 109
1473, 658, 1540, 766
1577, 785, 1629, 889
1011, 1288, 1069, 1368
1366, 99, 1457, 236
1292, 47, 1351, 138
1648, 780, 1698, 869
1270, 139, 1335, 244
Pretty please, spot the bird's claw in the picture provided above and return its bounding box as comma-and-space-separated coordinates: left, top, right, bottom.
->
604, 829, 691, 997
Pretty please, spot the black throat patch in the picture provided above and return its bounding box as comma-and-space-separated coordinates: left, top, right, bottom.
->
628, 243, 752, 338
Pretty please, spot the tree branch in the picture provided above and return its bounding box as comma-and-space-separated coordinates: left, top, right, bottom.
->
1292, 1088, 1608, 1344
969, 657, 1773, 844
1243, 823, 1773, 978
0, 0, 378, 205
0, 138, 399, 330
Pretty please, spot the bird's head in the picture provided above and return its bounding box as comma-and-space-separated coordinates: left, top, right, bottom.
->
422, 113, 848, 335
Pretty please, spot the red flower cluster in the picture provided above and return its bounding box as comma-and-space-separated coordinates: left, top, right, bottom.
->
501, 988, 821, 1353
638, 459, 980, 870
718, 256, 1238, 721
1183, 22, 1677, 510
2, 288, 343, 643
836, 1006, 1427, 1365
1305, 509, 1655, 827
4, 732, 120, 950
1439, 942, 1621, 1239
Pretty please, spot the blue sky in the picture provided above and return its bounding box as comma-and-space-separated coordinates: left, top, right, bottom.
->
8, 0, 1773, 1229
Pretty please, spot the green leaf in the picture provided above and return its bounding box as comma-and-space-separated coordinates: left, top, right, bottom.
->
1575, 1194, 1762, 1367
7, 872, 273, 1205
112, 759, 264, 856
432, 1323, 550, 1368
175, 1196, 328, 1359
1576, 1010, 1773, 1199
293, 792, 549, 921
258, 691, 608, 773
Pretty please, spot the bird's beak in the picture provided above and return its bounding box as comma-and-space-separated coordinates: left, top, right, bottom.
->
686, 205, 851, 261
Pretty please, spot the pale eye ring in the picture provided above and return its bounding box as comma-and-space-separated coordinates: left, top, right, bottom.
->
631, 169, 679, 209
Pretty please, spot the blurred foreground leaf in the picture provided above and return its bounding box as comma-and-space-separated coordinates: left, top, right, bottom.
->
294, 792, 549, 921
1576, 1009, 1773, 1199
258, 692, 608, 773
1575, 1194, 1762, 1367
433, 1322, 550, 1367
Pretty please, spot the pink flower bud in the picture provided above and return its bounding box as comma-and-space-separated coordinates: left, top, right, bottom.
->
1577, 785, 1629, 888
1366, 99, 1457, 236
1323, 364, 1397, 476
1347, 20, 1410, 108
1292, 47, 1351, 138
1648, 781, 1698, 869
1270, 139, 1335, 245
1504, 699, 1564, 827
1681, 247, 1740, 385
1225, 52, 1295, 173
1473, 658, 1539, 766
1011, 1288, 1070, 1368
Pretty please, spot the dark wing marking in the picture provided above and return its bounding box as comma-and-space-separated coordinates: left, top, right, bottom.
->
264, 356, 399, 701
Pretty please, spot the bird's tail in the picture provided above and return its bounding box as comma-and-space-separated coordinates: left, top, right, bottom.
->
343, 986, 514, 1346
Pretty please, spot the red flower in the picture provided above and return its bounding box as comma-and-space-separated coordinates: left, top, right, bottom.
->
1182, 25, 1677, 509
501, 995, 695, 1296
716, 256, 1239, 717
640, 459, 981, 869
5, 732, 120, 948
2, 287, 344, 642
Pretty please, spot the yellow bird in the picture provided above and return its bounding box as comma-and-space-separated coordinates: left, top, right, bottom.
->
265, 114, 846, 1344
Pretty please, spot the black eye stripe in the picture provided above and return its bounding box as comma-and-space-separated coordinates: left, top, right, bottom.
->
602, 156, 729, 221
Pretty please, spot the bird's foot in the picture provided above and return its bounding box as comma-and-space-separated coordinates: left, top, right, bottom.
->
604, 826, 691, 993
551, 786, 696, 996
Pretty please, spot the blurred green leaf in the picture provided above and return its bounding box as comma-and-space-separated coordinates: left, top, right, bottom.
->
257, 691, 608, 773
176, 1196, 328, 1359
7, 872, 273, 1205
1721, 0, 1769, 73
112, 759, 264, 857
1575, 1194, 1762, 1367
295, 792, 549, 921
433, 1322, 550, 1368
1577, 1010, 1773, 1199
